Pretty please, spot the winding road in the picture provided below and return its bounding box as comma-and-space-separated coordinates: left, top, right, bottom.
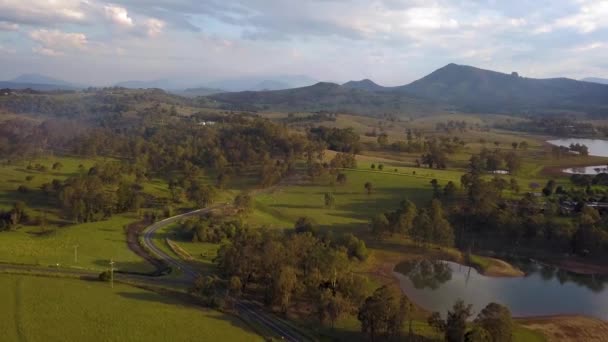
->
141, 206, 311, 342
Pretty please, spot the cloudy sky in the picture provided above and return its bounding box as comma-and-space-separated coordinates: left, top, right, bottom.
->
0, 0, 607, 86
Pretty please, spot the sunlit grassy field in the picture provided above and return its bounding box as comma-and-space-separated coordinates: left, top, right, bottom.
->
0, 213, 155, 272
0, 274, 261, 342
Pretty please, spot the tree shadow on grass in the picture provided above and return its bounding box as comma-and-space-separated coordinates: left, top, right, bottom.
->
116, 291, 185, 306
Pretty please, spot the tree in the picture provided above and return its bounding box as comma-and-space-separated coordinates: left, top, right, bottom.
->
465, 326, 491, 342
273, 266, 298, 313
511, 142, 518, 150
294, 217, 317, 235
228, 276, 242, 298
444, 181, 457, 199
371, 163, 376, 170
52, 162, 63, 170
317, 289, 349, 328
371, 213, 390, 238
377, 133, 388, 147
358, 286, 410, 341
378, 164, 384, 171
216, 172, 229, 189
364, 182, 373, 195
336, 173, 347, 185
324, 192, 336, 208
188, 182, 217, 208
234, 192, 253, 214
396, 200, 417, 236
446, 300, 474, 342
475, 302, 513, 342
429, 199, 454, 247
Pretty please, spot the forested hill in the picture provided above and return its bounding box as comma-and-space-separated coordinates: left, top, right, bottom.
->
210, 64, 608, 117
398, 63, 608, 115
209, 82, 437, 115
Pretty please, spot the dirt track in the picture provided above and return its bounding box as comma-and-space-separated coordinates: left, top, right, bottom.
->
126, 221, 167, 273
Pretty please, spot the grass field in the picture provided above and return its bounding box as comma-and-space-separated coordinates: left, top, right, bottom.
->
251, 165, 463, 231
0, 274, 261, 342
0, 213, 155, 272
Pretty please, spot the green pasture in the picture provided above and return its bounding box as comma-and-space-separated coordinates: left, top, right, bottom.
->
0, 274, 261, 342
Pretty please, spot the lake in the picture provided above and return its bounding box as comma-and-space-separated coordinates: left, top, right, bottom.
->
547, 138, 608, 157
547, 138, 608, 174
394, 260, 608, 319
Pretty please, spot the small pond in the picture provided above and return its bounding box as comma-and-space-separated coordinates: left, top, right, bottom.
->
547, 138, 608, 175
395, 259, 608, 319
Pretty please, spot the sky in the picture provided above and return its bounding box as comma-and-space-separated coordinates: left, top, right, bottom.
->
0, 0, 607, 86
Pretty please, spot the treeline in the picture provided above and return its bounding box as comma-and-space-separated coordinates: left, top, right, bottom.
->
52, 162, 146, 222
468, 148, 522, 173
196, 225, 369, 328
454, 155, 608, 256
371, 199, 455, 247
496, 117, 598, 137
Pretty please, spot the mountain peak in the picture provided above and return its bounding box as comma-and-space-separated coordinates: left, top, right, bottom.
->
342, 79, 385, 91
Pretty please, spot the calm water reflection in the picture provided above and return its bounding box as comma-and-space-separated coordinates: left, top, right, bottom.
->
547, 138, 608, 157
395, 260, 608, 319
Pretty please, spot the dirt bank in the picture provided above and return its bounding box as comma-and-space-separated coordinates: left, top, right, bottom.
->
518, 315, 608, 342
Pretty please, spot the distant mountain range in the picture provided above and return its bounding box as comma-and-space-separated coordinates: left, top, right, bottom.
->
205, 75, 317, 92
582, 77, 608, 85
4, 67, 608, 117
114, 79, 173, 89
211, 64, 608, 116
0, 73, 82, 91
0, 73, 318, 93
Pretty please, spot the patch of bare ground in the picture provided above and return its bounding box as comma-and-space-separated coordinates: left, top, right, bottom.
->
482, 257, 525, 277
519, 316, 608, 342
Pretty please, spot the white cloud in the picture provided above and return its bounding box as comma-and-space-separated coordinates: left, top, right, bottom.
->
29, 29, 88, 56
0, 21, 19, 31
537, 0, 608, 34
104, 5, 134, 27
572, 42, 605, 52
32, 46, 63, 56
145, 18, 165, 37
0, 0, 86, 25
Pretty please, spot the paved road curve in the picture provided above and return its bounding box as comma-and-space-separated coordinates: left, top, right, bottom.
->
141, 206, 311, 342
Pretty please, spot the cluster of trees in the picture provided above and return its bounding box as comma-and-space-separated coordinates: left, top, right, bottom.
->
550, 143, 589, 159
0, 201, 28, 231
429, 300, 513, 342
435, 120, 468, 133
413, 138, 466, 169
468, 149, 522, 174
177, 215, 242, 243
213, 225, 369, 324
308, 126, 361, 153
55, 163, 145, 222
357, 286, 412, 341
455, 156, 608, 256
497, 117, 596, 137
371, 199, 455, 247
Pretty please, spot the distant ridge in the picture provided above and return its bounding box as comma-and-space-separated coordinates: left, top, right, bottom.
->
398, 63, 608, 113
208, 63, 608, 116
582, 77, 608, 85
115, 79, 172, 89
1, 73, 82, 90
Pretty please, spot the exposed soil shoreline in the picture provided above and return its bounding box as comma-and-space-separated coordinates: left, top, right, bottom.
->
518, 315, 608, 342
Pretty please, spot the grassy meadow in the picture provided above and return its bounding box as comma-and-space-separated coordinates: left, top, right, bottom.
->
0, 274, 261, 342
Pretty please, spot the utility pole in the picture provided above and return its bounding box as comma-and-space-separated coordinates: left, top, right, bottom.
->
73, 244, 79, 263
110, 259, 115, 289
